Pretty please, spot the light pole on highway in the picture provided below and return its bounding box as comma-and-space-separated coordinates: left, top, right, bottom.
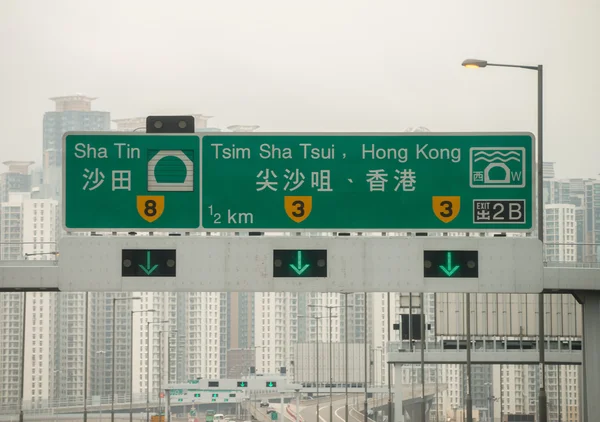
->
147, 320, 169, 422
97, 351, 106, 421
298, 314, 328, 422
309, 304, 340, 422
462, 58, 546, 422
112, 296, 141, 422
340, 292, 353, 422
130, 309, 156, 422
158, 329, 178, 418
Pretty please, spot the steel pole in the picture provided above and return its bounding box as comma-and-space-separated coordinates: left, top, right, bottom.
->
329, 307, 333, 422
130, 311, 134, 422
466, 294, 473, 422
146, 322, 150, 422
364, 292, 368, 422
84, 292, 89, 422
111, 298, 116, 422
19, 292, 26, 422
537, 64, 548, 422
346, 294, 350, 422
159, 332, 162, 417
420, 293, 425, 422
387, 292, 392, 422
316, 316, 320, 422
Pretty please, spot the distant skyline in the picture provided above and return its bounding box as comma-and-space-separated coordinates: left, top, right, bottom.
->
2, 0, 599, 179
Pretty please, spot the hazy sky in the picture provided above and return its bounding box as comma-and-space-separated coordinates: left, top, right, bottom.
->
1, 0, 599, 178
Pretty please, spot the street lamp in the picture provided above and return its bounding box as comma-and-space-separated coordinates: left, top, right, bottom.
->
97, 351, 106, 421
297, 314, 327, 422
112, 296, 141, 422
308, 304, 341, 422
462, 57, 547, 422
158, 329, 178, 418
130, 309, 156, 422
147, 320, 169, 422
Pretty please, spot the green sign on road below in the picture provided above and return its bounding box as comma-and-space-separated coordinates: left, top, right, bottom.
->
201, 133, 534, 231
64, 133, 199, 230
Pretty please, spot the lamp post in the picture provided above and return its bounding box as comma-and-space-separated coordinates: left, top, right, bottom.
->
130, 309, 156, 422
462, 58, 546, 422
97, 351, 106, 421
112, 297, 141, 422
158, 329, 178, 418
298, 314, 328, 422
340, 292, 353, 422
147, 320, 168, 422
309, 304, 341, 422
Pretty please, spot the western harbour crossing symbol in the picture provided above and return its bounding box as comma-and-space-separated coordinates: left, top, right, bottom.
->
63, 132, 534, 232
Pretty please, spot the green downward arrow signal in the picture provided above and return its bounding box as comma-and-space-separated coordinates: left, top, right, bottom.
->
290, 250, 310, 275
439, 251, 460, 276
139, 251, 158, 275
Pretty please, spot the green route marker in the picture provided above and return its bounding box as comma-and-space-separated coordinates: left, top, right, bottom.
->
439, 251, 460, 276
63, 132, 200, 230
290, 250, 310, 275
201, 133, 534, 231
139, 250, 158, 275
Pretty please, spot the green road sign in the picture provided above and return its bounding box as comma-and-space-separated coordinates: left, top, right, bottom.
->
64, 133, 200, 230
201, 133, 534, 231
271, 412, 278, 421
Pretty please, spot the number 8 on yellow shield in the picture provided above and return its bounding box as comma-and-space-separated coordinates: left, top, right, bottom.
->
137, 195, 165, 223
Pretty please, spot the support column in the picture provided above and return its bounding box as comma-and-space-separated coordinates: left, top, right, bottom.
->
581, 292, 600, 420
393, 363, 405, 422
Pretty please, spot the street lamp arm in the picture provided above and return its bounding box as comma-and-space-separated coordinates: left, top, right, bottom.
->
462, 58, 539, 71
487, 62, 539, 71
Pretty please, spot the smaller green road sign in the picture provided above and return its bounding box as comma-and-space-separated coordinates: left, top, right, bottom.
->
64, 133, 200, 230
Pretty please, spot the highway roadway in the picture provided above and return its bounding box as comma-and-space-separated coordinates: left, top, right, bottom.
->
295, 395, 366, 422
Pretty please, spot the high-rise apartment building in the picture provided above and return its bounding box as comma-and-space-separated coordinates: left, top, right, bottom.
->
0, 161, 33, 203
254, 292, 298, 375
544, 204, 577, 262
0, 192, 59, 408
42, 95, 110, 199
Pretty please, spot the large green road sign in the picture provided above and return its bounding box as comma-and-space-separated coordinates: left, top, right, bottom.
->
64, 133, 199, 230
201, 133, 534, 231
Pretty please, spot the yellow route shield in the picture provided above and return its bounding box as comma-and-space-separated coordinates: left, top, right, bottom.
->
432, 196, 460, 223
284, 196, 312, 223
137, 195, 165, 223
